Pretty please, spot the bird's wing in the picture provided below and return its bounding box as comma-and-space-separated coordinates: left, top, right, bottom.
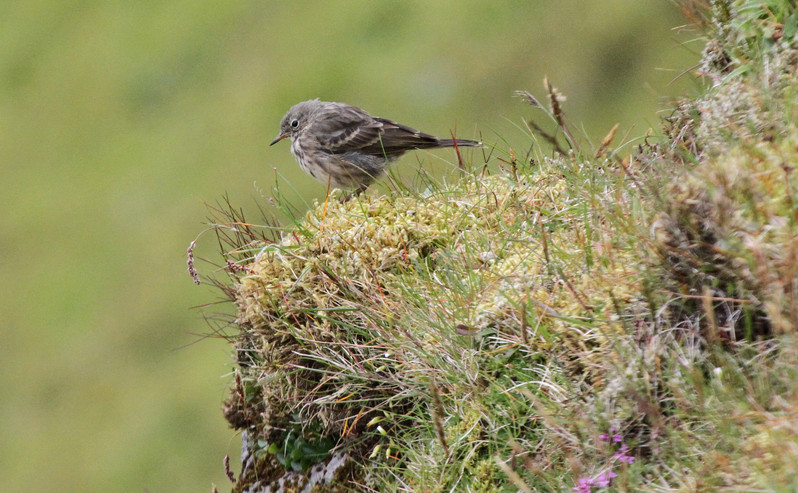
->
312, 103, 441, 157
367, 118, 440, 154
312, 103, 387, 154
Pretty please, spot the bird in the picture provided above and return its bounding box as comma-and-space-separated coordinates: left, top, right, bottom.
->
270, 99, 481, 197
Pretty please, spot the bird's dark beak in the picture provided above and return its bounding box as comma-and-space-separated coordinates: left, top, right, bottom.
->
270, 131, 289, 146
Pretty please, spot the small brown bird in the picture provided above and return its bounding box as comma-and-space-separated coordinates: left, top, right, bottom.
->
270, 99, 481, 195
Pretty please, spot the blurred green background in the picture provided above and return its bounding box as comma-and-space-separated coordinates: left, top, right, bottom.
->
0, 2, 697, 491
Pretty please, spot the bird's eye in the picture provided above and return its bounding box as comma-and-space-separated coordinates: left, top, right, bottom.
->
290, 119, 299, 128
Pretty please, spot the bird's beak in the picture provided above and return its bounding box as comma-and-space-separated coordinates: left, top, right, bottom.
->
270, 131, 289, 146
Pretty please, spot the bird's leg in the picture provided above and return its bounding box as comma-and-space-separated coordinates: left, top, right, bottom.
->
340, 184, 369, 203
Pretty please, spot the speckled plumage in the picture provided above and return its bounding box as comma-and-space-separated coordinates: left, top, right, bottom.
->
270, 99, 481, 193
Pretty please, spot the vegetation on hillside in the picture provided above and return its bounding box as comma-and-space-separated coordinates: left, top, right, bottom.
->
200, 1, 798, 490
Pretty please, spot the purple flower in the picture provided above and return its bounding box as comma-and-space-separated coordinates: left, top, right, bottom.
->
575, 470, 618, 492
614, 444, 635, 464
595, 471, 617, 487
573, 477, 594, 493
599, 427, 617, 442
599, 427, 623, 443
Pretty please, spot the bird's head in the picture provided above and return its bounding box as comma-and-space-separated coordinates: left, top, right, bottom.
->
270, 99, 321, 146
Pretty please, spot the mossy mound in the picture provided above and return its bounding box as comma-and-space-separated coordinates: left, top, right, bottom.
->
224, 165, 644, 491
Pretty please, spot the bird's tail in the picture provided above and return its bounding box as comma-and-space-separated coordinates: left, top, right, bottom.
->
437, 138, 482, 148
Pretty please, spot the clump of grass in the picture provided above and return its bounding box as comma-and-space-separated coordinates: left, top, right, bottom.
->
194, 1, 798, 491
653, 0, 798, 338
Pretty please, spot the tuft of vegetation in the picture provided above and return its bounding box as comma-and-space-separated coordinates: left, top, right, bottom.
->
195, 1, 798, 490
